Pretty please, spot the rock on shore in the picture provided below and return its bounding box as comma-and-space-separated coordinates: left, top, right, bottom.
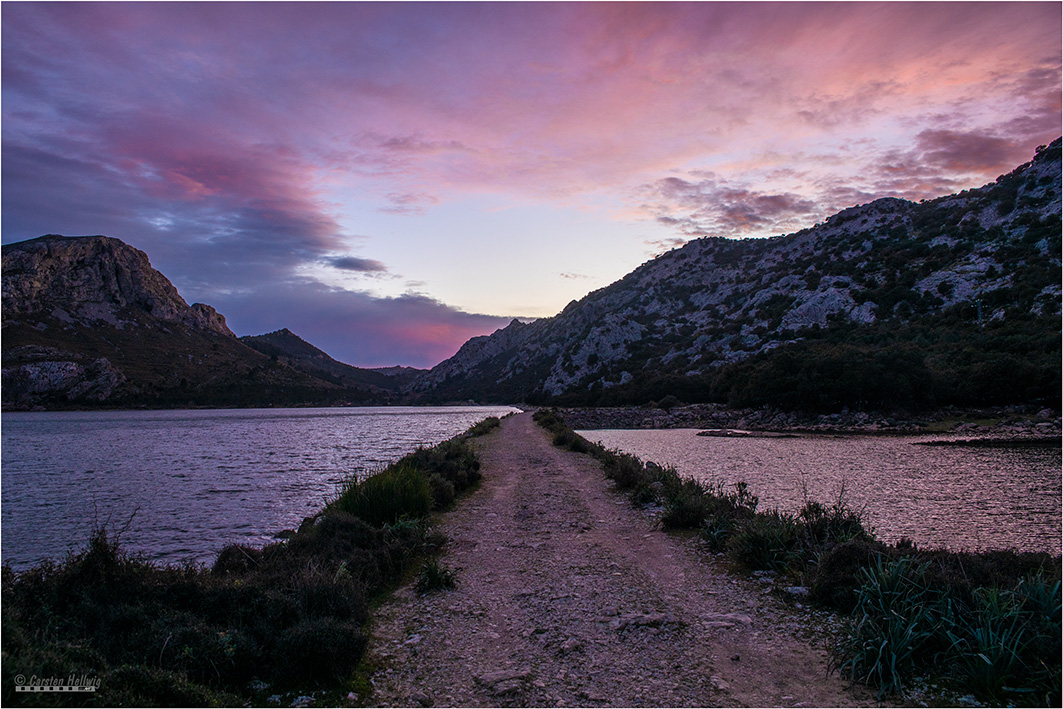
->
559, 403, 1062, 440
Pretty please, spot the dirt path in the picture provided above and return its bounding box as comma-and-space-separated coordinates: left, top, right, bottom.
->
365, 413, 880, 707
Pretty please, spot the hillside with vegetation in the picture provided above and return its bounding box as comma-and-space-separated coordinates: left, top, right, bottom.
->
413, 140, 1061, 411
0, 235, 401, 409
241, 329, 423, 402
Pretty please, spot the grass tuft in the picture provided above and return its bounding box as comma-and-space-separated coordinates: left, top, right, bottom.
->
415, 559, 457, 593
331, 464, 433, 527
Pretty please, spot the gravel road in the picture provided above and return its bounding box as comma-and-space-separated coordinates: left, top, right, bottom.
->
365, 412, 880, 707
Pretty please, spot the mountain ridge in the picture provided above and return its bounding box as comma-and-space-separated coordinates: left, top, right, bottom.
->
2, 234, 237, 337
3, 140, 1059, 411
1, 236, 398, 409
412, 139, 1061, 410
240, 328, 424, 396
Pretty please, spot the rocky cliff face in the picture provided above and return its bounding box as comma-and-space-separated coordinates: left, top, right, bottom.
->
1, 235, 384, 409
415, 139, 1062, 405
2, 234, 235, 336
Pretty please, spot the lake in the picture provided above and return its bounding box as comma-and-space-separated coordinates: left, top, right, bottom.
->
580, 429, 1061, 554
1, 406, 518, 570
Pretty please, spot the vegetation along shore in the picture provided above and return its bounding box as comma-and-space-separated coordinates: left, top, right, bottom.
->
1, 416, 502, 707
532, 409, 1061, 706
3, 410, 1059, 707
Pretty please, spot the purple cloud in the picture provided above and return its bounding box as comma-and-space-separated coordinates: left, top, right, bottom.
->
329, 256, 389, 274
380, 192, 441, 216
641, 175, 821, 238
914, 130, 1026, 173
217, 281, 511, 369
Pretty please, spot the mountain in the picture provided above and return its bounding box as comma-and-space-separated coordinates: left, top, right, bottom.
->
368, 365, 426, 383
413, 139, 1062, 411
241, 328, 424, 397
1, 235, 387, 409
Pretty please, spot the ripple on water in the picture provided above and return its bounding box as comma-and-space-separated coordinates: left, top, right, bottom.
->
581, 429, 1061, 554
2, 406, 518, 570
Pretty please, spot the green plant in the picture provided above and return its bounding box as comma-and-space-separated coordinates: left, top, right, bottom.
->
701, 514, 735, 552
943, 574, 1061, 706
726, 511, 800, 571
661, 489, 712, 529
946, 587, 1028, 702
428, 473, 456, 509
466, 416, 501, 437
629, 482, 659, 507
415, 559, 457, 593
400, 438, 482, 495
797, 499, 872, 550
832, 557, 950, 698
606, 453, 651, 490
331, 464, 433, 527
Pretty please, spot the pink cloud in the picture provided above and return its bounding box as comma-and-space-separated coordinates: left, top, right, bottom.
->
3, 2, 1059, 363
216, 283, 511, 368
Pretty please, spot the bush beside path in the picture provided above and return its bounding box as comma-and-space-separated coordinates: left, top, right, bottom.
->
365, 412, 877, 707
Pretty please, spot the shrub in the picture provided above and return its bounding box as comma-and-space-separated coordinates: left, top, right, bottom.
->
399, 438, 481, 495
466, 416, 501, 437
100, 665, 240, 707
428, 474, 456, 509
945, 575, 1061, 706
276, 618, 367, 683
797, 500, 873, 549
605, 454, 650, 490
661, 490, 712, 529
701, 513, 736, 552
656, 394, 682, 410
630, 482, 660, 507
415, 559, 457, 593
832, 557, 951, 697
532, 408, 565, 430
552, 428, 594, 454
331, 464, 433, 527
212, 544, 262, 575
726, 511, 801, 571
809, 539, 891, 611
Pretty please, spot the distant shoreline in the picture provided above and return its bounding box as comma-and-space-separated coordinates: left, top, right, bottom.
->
558, 402, 1061, 440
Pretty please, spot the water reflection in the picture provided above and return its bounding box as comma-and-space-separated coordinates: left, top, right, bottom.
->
581, 429, 1061, 554
2, 406, 517, 570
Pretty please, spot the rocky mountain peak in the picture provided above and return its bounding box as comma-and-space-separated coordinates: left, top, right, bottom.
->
2, 234, 235, 337
413, 139, 1062, 407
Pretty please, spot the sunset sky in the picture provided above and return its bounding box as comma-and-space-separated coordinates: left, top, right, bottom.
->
3, 2, 1060, 367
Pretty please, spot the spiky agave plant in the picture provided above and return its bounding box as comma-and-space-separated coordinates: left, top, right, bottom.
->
831, 556, 951, 697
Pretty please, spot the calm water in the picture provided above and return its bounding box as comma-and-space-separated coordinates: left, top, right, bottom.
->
580, 429, 1061, 554
2, 406, 517, 570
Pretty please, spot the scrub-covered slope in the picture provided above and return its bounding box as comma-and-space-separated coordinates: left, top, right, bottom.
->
415, 140, 1061, 410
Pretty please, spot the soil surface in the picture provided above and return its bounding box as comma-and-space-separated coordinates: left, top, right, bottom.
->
365, 413, 882, 707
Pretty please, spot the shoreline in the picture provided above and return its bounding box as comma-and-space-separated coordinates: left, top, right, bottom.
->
558, 402, 1062, 440
535, 409, 1062, 706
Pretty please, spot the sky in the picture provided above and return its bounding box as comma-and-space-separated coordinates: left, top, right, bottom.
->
3, 2, 1060, 368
